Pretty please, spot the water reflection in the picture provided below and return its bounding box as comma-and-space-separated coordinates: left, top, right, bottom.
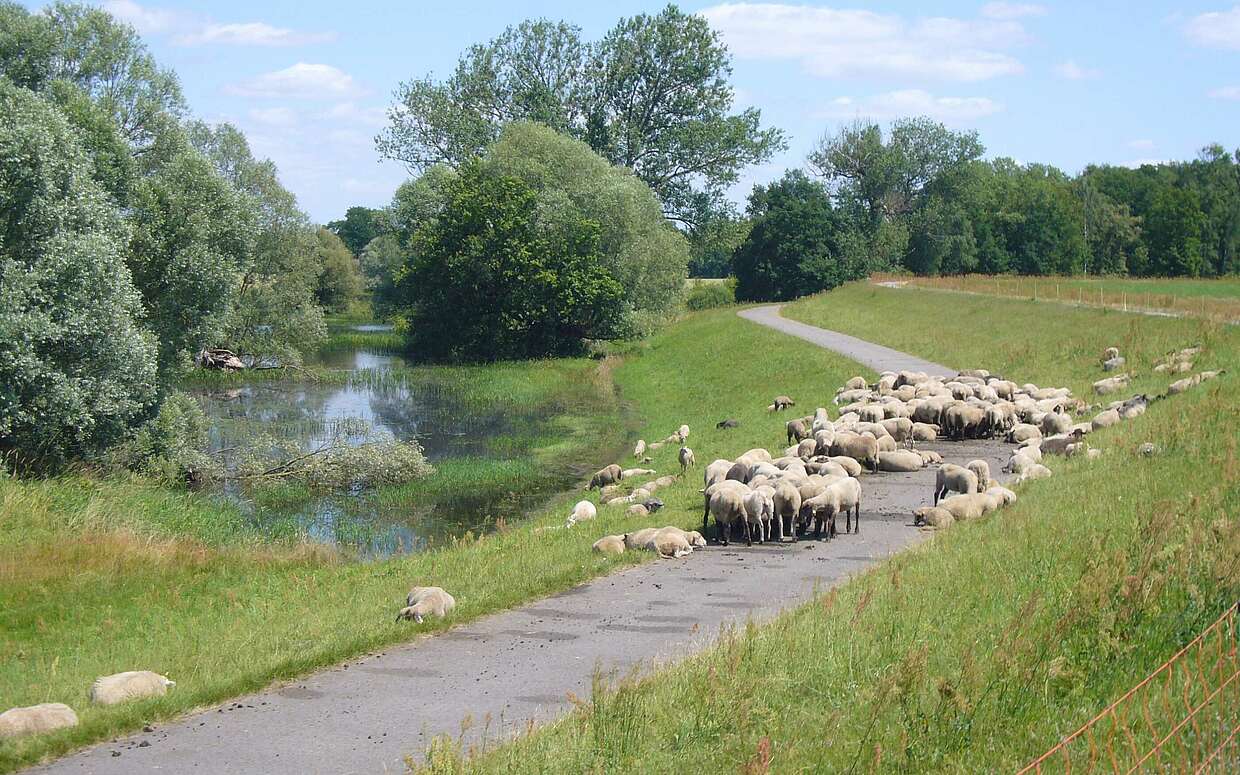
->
190, 324, 557, 559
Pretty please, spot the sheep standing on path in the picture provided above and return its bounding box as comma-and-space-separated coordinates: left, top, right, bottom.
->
678, 446, 695, 474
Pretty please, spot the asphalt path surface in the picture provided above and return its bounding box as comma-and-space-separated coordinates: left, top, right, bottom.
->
35, 307, 1010, 775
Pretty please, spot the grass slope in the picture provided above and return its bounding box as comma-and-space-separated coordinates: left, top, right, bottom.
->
415, 288, 1239, 773
0, 308, 864, 771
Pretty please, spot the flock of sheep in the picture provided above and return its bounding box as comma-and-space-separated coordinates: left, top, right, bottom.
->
8, 344, 1216, 744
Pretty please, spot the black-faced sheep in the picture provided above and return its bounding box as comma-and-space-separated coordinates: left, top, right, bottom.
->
772, 395, 796, 411
786, 419, 810, 445
716, 418, 740, 429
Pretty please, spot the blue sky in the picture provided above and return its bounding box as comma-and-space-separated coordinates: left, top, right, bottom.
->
27, 1, 1240, 223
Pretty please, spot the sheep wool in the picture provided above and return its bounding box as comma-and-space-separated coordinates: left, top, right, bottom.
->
89, 671, 175, 706
592, 535, 626, 555
0, 703, 79, 739
397, 587, 456, 624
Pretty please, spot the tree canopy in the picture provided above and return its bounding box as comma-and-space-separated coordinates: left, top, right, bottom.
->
377, 5, 784, 225
394, 122, 687, 360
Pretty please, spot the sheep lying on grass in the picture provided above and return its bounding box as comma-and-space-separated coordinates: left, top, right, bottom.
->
396, 587, 456, 624
90, 671, 175, 706
0, 703, 79, 739
565, 500, 597, 527
592, 535, 625, 555
913, 506, 954, 529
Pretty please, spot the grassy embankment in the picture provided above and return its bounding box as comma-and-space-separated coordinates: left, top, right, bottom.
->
416, 284, 1239, 773
873, 272, 1240, 322
0, 308, 865, 771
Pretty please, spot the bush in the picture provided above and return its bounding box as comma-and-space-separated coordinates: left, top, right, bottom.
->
685, 280, 737, 310
0, 82, 158, 469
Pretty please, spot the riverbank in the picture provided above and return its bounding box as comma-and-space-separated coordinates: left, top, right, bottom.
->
0, 306, 863, 772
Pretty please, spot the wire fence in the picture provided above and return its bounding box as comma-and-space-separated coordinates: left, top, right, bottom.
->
1018, 601, 1239, 774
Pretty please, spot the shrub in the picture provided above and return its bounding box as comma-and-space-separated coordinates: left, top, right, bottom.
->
685, 280, 737, 310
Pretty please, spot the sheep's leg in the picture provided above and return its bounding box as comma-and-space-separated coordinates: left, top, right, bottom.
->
743, 520, 753, 547
853, 502, 861, 533
721, 519, 730, 547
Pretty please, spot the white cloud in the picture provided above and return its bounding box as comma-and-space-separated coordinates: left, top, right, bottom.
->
248, 107, 299, 126
699, 3, 1027, 82
980, 2, 1046, 19
175, 22, 335, 47
103, 0, 183, 33
1208, 85, 1240, 99
820, 89, 1003, 122
227, 63, 362, 99
1184, 6, 1240, 49
1128, 139, 1156, 151
319, 102, 389, 128
1055, 60, 1101, 80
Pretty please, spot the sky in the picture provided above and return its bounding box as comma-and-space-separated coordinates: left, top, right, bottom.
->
25, 0, 1240, 223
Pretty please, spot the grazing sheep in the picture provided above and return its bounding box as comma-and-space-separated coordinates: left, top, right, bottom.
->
1015, 463, 1053, 483
943, 404, 987, 440
802, 477, 862, 537
716, 418, 740, 429
786, 419, 810, 445
633, 439, 646, 459
565, 500, 598, 527
703, 459, 732, 488
1167, 376, 1198, 395
1091, 408, 1121, 430
678, 446, 696, 474
934, 464, 979, 505
1041, 430, 1086, 456
0, 704, 79, 739
89, 671, 175, 705
677, 424, 690, 443
986, 485, 1017, 506
830, 434, 880, 473
843, 376, 867, 390
965, 459, 991, 490
706, 486, 751, 546
913, 506, 954, 529
644, 498, 665, 513
1102, 356, 1125, 372
772, 395, 796, 411
592, 535, 626, 555
626, 503, 650, 518
938, 493, 992, 522
589, 464, 623, 490
396, 587, 456, 624
1093, 374, 1130, 395
878, 450, 923, 472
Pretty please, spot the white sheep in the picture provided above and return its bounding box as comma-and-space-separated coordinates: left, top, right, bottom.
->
89, 671, 175, 706
1091, 408, 1121, 430
565, 500, 597, 527
934, 464, 978, 505
1015, 463, 1053, 483
985, 485, 1017, 506
965, 459, 991, 491
592, 535, 626, 555
744, 487, 775, 542
678, 446, 695, 474
1093, 374, 1130, 395
677, 424, 690, 442
633, 439, 646, 459
913, 505, 954, 529
706, 485, 751, 545
877, 450, 923, 472
396, 587, 456, 624
0, 703, 79, 739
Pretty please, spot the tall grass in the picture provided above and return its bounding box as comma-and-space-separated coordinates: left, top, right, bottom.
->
0, 308, 864, 772
414, 288, 1239, 773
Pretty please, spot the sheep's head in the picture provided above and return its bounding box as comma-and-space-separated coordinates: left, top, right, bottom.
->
395, 606, 424, 624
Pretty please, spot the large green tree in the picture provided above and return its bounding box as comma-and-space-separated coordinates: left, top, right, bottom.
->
377, 5, 784, 225
732, 170, 860, 302
0, 81, 157, 467
314, 228, 364, 312
402, 163, 624, 361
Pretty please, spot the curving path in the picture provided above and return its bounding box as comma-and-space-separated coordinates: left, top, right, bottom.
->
34, 308, 1000, 775
738, 304, 956, 377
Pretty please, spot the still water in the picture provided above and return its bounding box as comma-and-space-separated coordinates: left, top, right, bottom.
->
190, 325, 564, 558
